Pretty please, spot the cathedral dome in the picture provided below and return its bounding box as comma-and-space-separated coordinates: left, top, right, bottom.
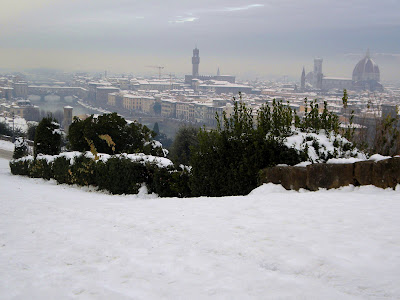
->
352, 49, 380, 82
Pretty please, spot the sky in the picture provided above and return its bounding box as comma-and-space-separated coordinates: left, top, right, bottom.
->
0, 0, 399, 81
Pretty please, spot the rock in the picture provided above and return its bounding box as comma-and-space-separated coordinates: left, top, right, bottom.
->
306, 163, 354, 191
259, 166, 307, 191
372, 157, 400, 189
354, 160, 374, 185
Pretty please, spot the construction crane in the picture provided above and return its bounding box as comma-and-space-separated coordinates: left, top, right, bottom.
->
146, 65, 164, 79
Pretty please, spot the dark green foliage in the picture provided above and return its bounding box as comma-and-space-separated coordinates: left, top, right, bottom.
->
153, 102, 161, 115
28, 159, 52, 180
147, 166, 191, 197
67, 113, 126, 154
0, 122, 12, 136
373, 111, 400, 156
27, 124, 37, 141
69, 155, 97, 186
10, 154, 188, 196
13, 137, 28, 159
169, 126, 199, 166
153, 122, 160, 135
67, 113, 165, 156
190, 98, 306, 197
52, 156, 72, 184
95, 157, 148, 194
9, 159, 31, 176
298, 99, 340, 134
34, 116, 61, 157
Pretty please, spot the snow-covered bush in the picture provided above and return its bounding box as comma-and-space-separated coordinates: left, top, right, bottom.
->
13, 137, 28, 159
34, 116, 62, 157
10, 151, 190, 196
67, 113, 168, 157
284, 129, 367, 163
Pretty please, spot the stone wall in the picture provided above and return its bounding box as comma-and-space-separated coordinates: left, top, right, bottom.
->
259, 157, 400, 191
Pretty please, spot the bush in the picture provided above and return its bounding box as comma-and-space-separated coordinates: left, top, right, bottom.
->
68, 154, 97, 186
169, 126, 199, 166
189, 93, 351, 197
28, 158, 53, 180
34, 116, 62, 157
9, 158, 31, 176
95, 157, 149, 194
147, 165, 191, 197
67, 113, 166, 156
13, 137, 28, 159
52, 156, 72, 184
0, 122, 12, 136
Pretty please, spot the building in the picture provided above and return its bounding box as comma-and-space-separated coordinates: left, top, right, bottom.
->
185, 47, 236, 85
352, 49, 383, 92
302, 50, 383, 92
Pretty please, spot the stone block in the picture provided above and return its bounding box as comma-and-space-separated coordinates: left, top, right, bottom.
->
354, 160, 374, 185
259, 166, 307, 191
306, 163, 354, 191
372, 157, 400, 189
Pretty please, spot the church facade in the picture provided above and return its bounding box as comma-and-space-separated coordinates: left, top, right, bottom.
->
301, 50, 383, 92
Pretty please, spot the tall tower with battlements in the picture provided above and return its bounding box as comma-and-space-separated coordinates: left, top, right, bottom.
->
301, 67, 306, 91
192, 47, 200, 77
313, 58, 323, 89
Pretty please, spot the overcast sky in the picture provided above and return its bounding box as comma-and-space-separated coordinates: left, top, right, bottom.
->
1, 0, 399, 81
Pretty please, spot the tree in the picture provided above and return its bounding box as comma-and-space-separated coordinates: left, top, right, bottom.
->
153, 122, 160, 135
190, 98, 305, 197
34, 116, 62, 157
13, 137, 28, 159
0, 122, 12, 136
153, 102, 161, 115
27, 123, 37, 141
169, 126, 199, 166
67, 113, 167, 156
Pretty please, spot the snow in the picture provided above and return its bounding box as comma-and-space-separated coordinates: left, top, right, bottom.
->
326, 157, 364, 164
1, 158, 400, 299
368, 154, 392, 162
0, 115, 28, 132
0, 140, 15, 151
284, 130, 367, 163
15, 151, 174, 168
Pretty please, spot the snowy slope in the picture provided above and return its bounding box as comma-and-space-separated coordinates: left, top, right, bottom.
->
1, 157, 400, 299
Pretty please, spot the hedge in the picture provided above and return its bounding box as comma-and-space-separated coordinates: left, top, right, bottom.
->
9, 153, 190, 197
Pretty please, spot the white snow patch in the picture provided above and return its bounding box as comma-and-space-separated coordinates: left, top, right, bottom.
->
368, 154, 392, 162
1, 158, 400, 299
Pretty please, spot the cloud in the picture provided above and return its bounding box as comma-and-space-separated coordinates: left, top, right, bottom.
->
222, 4, 264, 12
169, 16, 199, 24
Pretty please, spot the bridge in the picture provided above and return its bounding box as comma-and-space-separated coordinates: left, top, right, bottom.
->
28, 86, 88, 101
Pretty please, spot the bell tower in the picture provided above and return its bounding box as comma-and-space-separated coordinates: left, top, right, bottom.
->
192, 47, 200, 77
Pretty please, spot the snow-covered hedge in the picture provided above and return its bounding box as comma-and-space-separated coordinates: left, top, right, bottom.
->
284, 129, 367, 163
10, 152, 190, 197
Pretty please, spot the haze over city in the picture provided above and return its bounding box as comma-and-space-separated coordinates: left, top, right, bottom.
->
1, 0, 399, 81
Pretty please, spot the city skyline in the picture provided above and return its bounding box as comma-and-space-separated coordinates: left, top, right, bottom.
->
1, 0, 399, 81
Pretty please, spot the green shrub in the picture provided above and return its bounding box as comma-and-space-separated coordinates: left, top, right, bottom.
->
147, 165, 191, 197
34, 116, 62, 157
9, 158, 32, 176
13, 137, 29, 159
29, 158, 53, 180
52, 156, 72, 184
69, 154, 97, 186
95, 157, 149, 194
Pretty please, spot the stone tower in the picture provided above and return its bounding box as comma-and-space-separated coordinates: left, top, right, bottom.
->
192, 47, 200, 77
301, 67, 306, 91
313, 58, 323, 89
63, 106, 73, 133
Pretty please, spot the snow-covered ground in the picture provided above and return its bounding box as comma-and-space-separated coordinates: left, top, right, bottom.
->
0, 140, 14, 152
1, 157, 400, 299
